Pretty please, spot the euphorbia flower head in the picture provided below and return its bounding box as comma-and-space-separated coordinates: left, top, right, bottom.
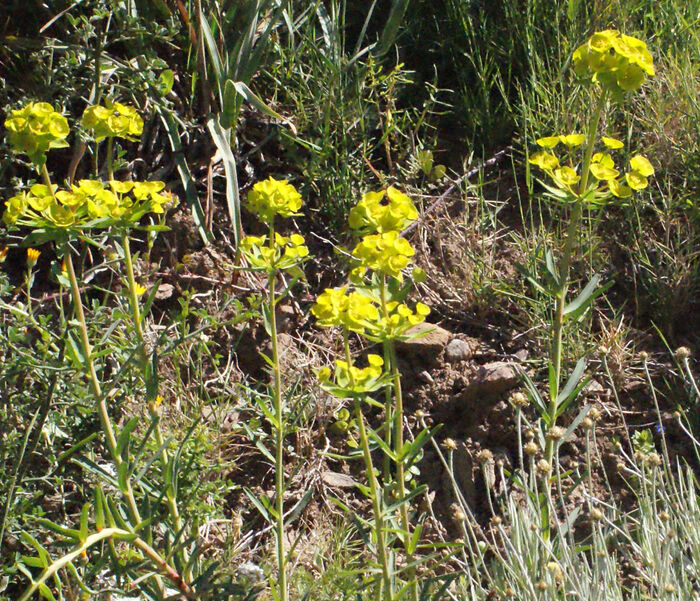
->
348, 186, 418, 233
246, 177, 302, 223
573, 30, 654, 94
5, 102, 69, 166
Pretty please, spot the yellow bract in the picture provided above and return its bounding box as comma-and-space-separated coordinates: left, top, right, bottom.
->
590, 153, 619, 180
554, 167, 580, 187
369, 301, 431, 340
2, 178, 173, 229
348, 186, 418, 233
246, 177, 302, 223
5, 102, 70, 165
573, 30, 654, 94
602, 137, 624, 149
312, 287, 379, 333
559, 134, 585, 147
240, 231, 308, 272
352, 231, 415, 281
529, 151, 559, 171
318, 354, 385, 394
629, 155, 654, 177
82, 102, 144, 142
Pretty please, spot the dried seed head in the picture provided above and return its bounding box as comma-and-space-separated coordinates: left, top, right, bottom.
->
675, 346, 691, 360
665, 584, 675, 594
570, 460, 579, 470
443, 438, 458, 451
546, 426, 566, 441
616, 462, 626, 472
454, 508, 467, 522
589, 406, 601, 421
639, 350, 650, 361
582, 417, 594, 430
536, 459, 551, 475
491, 515, 502, 525
647, 452, 662, 467
546, 561, 564, 583
598, 345, 610, 355
536, 580, 548, 591
590, 508, 604, 521
477, 449, 494, 463
414, 409, 426, 419
659, 511, 671, 522
510, 391, 529, 408
525, 429, 536, 440
524, 441, 539, 456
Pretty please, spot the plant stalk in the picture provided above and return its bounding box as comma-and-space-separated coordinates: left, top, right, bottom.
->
268, 222, 287, 601
545, 91, 606, 465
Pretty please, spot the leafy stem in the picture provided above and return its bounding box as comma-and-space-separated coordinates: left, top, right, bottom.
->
545, 90, 607, 466
268, 219, 288, 601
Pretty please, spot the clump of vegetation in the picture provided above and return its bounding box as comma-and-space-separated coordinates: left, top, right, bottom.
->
0, 3, 698, 601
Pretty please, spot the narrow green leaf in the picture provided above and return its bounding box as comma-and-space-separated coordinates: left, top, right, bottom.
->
116, 417, 139, 458
228, 81, 297, 135
555, 358, 586, 406
207, 116, 242, 245
79, 503, 89, 543
156, 108, 211, 245
563, 274, 600, 316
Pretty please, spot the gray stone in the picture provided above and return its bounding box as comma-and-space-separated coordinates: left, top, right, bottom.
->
459, 362, 520, 400
445, 338, 479, 363
397, 323, 451, 358
321, 471, 357, 488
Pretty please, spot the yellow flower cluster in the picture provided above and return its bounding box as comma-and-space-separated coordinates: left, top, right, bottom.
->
246, 177, 303, 223
311, 287, 379, 333
348, 186, 419, 233
3, 180, 175, 228
352, 230, 415, 281
5, 102, 69, 165
317, 354, 385, 395
369, 301, 431, 340
240, 232, 308, 271
573, 30, 654, 94
529, 135, 654, 201
81, 102, 144, 142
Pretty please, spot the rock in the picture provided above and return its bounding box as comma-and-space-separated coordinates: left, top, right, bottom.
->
397, 323, 451, 359
417, 370, 434, 384
445, 338, 479, 363
155, 283, 175, 300
459, 362, 520, 400
321, 471, 357, 488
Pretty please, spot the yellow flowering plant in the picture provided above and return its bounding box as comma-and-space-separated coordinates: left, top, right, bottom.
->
521, 31, 656, 540
3, 99, 201, 601
311, 185, 436, 601
240, 232, 309, 273
245, 176, 303, 223
317, 354, 388, 398
572, 29, 654, 96
5, 102, 69, 166
348, 186, 419, 233
529, 133, 654, 206
81, 102, 144, 142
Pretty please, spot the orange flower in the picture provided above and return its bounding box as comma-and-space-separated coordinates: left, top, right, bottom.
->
26, 248, 40, 267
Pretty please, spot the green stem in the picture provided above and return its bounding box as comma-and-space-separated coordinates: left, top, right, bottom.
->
545, 91, 606, 466
106, 137, 114, 181
388, 340, 418, 601
379, 277, 393, 486
268, 222, 287, 601
63, 249, 141, 525
343, 330, 392, 600
121, 233, 187, 570
355, 400, 393, 601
